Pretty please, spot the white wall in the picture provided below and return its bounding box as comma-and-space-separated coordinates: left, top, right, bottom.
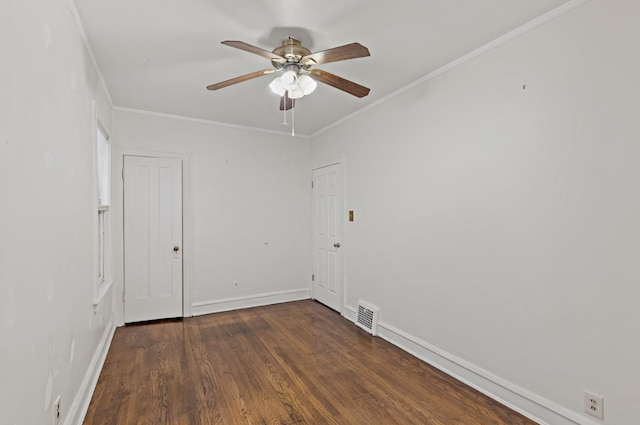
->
312, 1, 639, 424
0, 1, 115, 424
112, 110, 312, 317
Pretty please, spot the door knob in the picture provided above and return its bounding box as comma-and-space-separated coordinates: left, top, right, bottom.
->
173, 246, 180, 252
334, 243, 341, 248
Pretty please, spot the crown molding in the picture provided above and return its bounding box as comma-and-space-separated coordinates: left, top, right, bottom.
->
310, 0, 593, 139
113, 107, 312, 139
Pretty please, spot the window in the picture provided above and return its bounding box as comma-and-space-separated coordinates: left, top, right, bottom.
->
97, 125, 110, 210
94, 112, 112, 304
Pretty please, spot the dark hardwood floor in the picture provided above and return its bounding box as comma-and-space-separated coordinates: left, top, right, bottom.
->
84, 300, 537, 424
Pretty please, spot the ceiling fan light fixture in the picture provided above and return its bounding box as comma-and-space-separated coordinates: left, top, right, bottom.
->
272, 69, 313, 99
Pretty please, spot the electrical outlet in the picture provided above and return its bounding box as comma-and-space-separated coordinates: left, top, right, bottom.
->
54, 395, 61, 425
584, 390, 604, 420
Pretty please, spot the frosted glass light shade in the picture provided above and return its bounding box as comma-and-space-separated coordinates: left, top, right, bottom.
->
288, 87, 304, 99
269, 77, 285, 96
298, 75, 317, 95
280, 70, 297, 86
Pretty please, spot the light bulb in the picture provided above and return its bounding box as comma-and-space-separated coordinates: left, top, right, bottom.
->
297, 75, 317, 95
269, 77, 285, 96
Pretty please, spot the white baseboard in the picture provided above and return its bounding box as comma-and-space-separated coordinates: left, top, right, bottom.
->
343, 305, 598, 425
65, 317, 116, 425
192, 289, 311, 316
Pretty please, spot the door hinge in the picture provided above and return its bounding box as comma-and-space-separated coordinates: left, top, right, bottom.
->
312, 274, 315, 282
311, 181, 314, 189
121, 168, 124, 179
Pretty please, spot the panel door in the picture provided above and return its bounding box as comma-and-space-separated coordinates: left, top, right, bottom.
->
124, 155, 183, 323
312, 163, 343, 312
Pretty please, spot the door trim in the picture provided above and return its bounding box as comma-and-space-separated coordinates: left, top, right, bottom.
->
112, 148, 192, 326
312, 156, 347, 315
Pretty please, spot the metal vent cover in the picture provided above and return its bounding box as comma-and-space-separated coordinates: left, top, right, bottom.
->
356, 300, 379, 336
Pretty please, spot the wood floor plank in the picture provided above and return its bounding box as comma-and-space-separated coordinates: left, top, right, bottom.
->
84, 300, 538, 425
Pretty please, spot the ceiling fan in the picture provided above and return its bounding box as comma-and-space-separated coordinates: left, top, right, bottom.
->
206, 37, 371, 111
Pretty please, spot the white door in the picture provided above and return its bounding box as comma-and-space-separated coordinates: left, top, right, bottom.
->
312, 163, 343, 311
123, 156, 183, 323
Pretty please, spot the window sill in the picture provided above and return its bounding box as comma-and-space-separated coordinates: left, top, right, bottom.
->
93, 279, 114, 307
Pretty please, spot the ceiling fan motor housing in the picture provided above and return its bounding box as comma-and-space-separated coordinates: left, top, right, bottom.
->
272, 37, 312, 69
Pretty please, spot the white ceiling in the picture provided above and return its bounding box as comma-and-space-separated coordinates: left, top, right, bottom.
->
73, 0, 573, 136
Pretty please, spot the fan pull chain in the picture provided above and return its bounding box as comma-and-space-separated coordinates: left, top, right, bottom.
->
291, 99, 295, 137
281, 99, 288, 125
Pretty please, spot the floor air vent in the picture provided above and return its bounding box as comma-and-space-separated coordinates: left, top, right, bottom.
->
356, 301, 379, 336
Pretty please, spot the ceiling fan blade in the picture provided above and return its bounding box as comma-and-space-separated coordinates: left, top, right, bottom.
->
310, 69, 370, 98
206, 69, 275, 90
301, 42, 370, 65
279, 91, 293, 111
221, 40, 286, 64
